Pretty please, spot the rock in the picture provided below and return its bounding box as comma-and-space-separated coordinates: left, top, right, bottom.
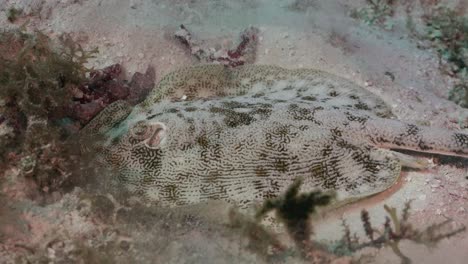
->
105, 80, 130, 101
89, 64, 123, 84
73, 101, 104, 124
127, 66, 156, 105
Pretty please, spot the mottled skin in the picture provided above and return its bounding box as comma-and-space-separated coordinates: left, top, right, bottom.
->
82, 64, 468, 208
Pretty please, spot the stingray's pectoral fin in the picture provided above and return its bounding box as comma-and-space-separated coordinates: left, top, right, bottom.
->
330, 149, 427, 207
390, 151, 430, 169
312, 144, 403, 209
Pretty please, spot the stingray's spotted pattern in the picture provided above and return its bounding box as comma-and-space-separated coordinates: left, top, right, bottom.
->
83, 65, 468, 208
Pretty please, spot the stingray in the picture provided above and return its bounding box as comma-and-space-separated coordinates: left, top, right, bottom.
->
81, 64, 468, 208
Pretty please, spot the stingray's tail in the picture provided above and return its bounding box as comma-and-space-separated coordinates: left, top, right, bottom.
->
364, 119, 468, 159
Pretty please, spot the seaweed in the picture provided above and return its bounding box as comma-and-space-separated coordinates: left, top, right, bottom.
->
448, 83, 468, 108
255, 178, 335, 260
351, 0, 396, 29
230, 180, 465, 263
0, 29, 97, 119
425, 8, 468, 74
423, 7, 468, 107
0, 29, 99, 198
229, 178, 340, 263
7, 7, 22, 23
339, 201, 466, 264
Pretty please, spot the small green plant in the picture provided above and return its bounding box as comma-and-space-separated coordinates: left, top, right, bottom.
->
424, 7, 468, 107
7, 7, 22, 23
229, 178, 337, 262
448, 83, 468, 108
255, 178, 335, 259
351, 0, 396, 29
426, 8, 468, 72
339, 201, 466, 264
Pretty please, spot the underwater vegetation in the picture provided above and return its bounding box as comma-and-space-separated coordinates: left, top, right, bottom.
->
350, 0, 396, 30
0, 29, 96, 120
230, 179, 465, 264
254, 179, 335, 261
340, 201, 465, 264
0, 29, 97, 198
423, 7, 468, 108
6, 7, 22, 23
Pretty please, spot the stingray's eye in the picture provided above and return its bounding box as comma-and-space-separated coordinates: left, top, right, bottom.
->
130, 121, 152, 140
144, 122, 167, 149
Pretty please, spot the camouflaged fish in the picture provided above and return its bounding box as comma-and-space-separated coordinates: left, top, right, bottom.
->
81, 64, 468, 208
